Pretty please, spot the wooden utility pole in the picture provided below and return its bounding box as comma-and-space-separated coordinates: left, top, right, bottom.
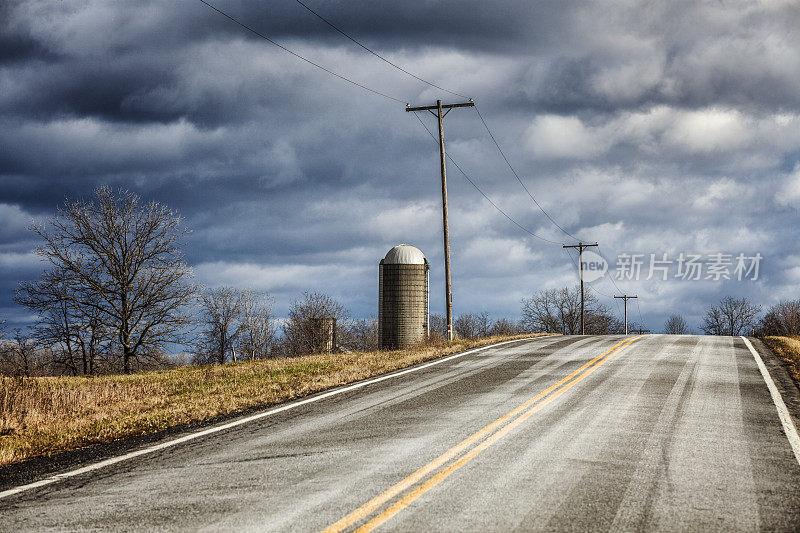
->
563, 242, 599, 335
406, 99, 474, 341
613, 295, 638, 335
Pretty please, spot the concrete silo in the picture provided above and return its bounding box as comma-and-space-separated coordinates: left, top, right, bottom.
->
379, 244, 430, 349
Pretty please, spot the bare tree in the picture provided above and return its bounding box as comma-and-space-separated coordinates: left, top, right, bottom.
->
16, 267, 108, 375
475, 312, 492, 338
339, 317, 379, 352
237, 289, 276, 360
625, 322, 648, 334
455, 313, 479, 339
27, 186, 195, 373
0, 329, 41, 377
586, 304, 623, 335
521, 286, 621, 335
521, 287, 572, 334
454, 312, 493, 339
428, 313, 446, 342
700, 296, 761, 336
17, 270, 77, 374
281, 291, 348, 356
664, 314, 690, 334
758, 299, 800, 336
490, 317, 522, 336
194, 287, 276, 364
196, 287, 243, 365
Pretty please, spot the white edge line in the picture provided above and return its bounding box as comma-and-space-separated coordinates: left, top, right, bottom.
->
741, 336, 800, 466
0, 336, 545, 500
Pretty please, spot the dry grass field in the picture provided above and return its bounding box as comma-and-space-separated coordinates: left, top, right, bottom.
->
761, 335, 800, 386
0, 334, 547, 467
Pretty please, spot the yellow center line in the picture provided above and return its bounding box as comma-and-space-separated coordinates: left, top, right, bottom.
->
323, 336, 642, 533
355, 335, 641, 532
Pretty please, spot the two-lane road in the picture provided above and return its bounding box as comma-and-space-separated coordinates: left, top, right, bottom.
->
2, 335, 800, 531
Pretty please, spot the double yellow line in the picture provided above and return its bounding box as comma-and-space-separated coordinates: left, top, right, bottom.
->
323, 335, 643, 533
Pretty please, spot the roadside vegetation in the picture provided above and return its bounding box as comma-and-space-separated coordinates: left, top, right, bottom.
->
0, 334, 547, 467
760, 336, 800, 386
755, 299, 800, 389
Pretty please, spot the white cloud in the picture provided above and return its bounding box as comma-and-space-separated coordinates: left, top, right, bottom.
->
5, 117, 228, 173
194, 261, 367, 292
0, 204, 33, 242
691, 178, 747, 210
525, 115, 606, 159
663, 109, 750, 152
590, 54, 666, 103
460, 236, 539, 276
0, 251, 40, 270
775, 164, 800, 209
523, 106, 800, 167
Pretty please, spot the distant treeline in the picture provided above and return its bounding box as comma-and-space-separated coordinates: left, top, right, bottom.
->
664, 296, 799, 337
1, 186, 794, 377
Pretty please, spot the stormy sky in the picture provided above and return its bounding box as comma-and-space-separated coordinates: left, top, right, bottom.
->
1, 0, 799, 334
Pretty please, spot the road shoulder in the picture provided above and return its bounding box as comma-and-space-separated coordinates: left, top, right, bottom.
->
748, 337, 800, 431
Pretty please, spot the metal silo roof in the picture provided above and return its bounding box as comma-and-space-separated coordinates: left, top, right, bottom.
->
383, 244, 426, 265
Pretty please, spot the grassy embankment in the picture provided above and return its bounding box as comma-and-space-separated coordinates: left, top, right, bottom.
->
761, 336, 800, 387
0, 334, 548, 467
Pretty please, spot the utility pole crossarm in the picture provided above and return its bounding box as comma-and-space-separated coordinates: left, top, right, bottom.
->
405, 102, 474, 112
562, 242, 599, 250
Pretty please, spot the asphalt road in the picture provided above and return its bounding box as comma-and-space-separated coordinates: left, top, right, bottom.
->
2, 335, 800, 531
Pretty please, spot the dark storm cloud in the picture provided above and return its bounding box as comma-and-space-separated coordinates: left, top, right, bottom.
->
1, 0, 799, 334
0, 29, 57, 64
4, 1, 798, 128
0, 0, 571, 124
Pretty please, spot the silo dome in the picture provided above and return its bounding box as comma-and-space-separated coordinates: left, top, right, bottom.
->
383, 244, 426, 265
379, 244, 429, 350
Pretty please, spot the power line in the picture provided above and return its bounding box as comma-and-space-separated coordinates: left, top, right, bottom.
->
563, 247, 633, 327
198, 0, 408, 104
594, 246, 630, 318
560, 248, 626, 328
587, 285, 626, 324
474, 105, 583, 242
562, 247, 617, 303
603, 277, 625, 316
598, 245, 626, 294
596, 244, 646, 327
588, 281, 613, 299
411, 112, 562, 245
562, 246, 579, 271
292, 0, 470, 99
597, 270, 624, 311
635, 297, 645, 326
